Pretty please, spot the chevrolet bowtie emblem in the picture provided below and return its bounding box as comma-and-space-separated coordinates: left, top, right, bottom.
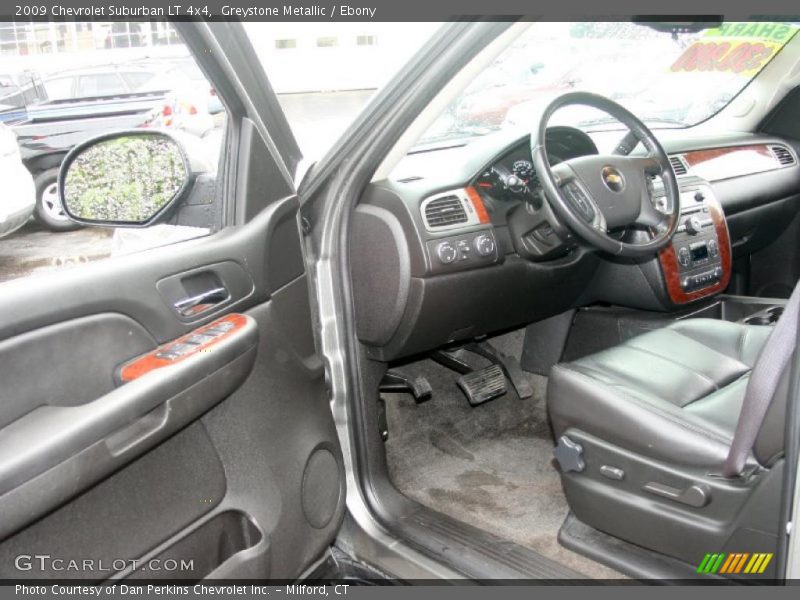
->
602, 166, 625, 192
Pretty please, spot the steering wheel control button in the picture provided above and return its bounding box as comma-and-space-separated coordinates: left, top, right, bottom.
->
708, 239, 719, 257
436, 241, 458, 264
563, 182, 595, 222
474, 234, 496, 257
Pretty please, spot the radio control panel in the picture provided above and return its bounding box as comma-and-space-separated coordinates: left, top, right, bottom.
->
672, 201, 723, 292
658, 184, 731, 304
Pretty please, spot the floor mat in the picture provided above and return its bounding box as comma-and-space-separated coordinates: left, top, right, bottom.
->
383, 333, 622, 579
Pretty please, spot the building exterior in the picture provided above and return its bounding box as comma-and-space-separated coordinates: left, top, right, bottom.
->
0, 21, 440, 94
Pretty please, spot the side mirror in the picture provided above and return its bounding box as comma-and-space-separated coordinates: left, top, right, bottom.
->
58, 130, 204, 227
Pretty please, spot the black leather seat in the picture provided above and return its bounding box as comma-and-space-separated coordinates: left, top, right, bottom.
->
546, 317, 794, 569
548, 318, 785, 470
545, 294, 800, 572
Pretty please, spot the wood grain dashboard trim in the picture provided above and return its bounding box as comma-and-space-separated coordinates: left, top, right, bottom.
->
677, 144, 788, 181
658, 197, 732, 305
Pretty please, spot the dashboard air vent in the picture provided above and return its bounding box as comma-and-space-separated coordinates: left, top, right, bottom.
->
770, 145, 796, 167
423, 195, 468, 228
669, 155, 688, 176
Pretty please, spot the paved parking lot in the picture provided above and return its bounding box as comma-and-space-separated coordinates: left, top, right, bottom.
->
0, 90, 373, 285
0, 223, 113, 282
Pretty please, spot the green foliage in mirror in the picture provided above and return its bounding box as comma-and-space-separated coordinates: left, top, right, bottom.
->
63, 134, 188, 223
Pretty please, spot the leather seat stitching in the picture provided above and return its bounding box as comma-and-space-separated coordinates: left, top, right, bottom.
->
739, 328, 748, 362
552, 364, 733, 446
569, 362, 665, 403
668, 326, 749, 370
624, 342, 722, 391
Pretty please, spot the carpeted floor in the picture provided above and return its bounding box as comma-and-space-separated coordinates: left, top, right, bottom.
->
383, 330, 622, 579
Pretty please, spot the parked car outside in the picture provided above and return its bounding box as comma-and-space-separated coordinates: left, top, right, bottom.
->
133, 57, 225, 119
41, 63, 215, 136
0, 123, 35, 238
0, 70, 46, 122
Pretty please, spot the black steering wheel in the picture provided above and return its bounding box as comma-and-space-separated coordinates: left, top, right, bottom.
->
531, 92, 681, 257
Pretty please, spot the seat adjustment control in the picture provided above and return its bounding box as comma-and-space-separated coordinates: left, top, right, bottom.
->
554, 436, 585, 473
643, 481, 710, 508
600, 465, 625, 481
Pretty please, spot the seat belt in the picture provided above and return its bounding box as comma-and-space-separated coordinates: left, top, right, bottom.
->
723, 282, 800, 477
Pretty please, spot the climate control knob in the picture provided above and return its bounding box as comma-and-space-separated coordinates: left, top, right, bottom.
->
474, 234, 496, 257
436, 241, 458, 264
685, 216, 703, 235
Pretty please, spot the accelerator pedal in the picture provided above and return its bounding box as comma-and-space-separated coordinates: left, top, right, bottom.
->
457, 364, 507, 406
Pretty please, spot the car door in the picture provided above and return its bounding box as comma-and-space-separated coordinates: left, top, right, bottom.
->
42, 75, 77, 101
0, 21, 344, 581
75, 72, 126, 98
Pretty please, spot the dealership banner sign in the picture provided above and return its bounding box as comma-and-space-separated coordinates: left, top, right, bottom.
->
671, 22, 800, 76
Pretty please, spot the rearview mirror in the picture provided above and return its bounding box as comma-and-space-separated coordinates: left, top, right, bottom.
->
633, 17, 722, 35
59, 131, 194, 227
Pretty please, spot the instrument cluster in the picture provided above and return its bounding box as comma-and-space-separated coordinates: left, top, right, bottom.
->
474, 126, 598, 202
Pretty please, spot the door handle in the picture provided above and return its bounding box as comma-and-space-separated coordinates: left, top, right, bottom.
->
173, 286, 229, 317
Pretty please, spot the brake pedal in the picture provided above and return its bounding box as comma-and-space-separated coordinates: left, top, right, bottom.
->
457, 364, 507, 406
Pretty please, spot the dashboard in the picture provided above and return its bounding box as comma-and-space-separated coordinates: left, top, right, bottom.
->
350, 127, 800, 361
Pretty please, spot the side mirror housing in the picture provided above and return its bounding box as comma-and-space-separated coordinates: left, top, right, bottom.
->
58, 130, 209, 228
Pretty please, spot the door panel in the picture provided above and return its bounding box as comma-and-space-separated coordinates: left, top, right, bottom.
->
0, 421, 227, 580
0, 197, 299, 343
0, 20, 342, 582
0, 198, 344, 580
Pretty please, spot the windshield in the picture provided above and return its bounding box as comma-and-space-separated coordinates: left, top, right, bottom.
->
241, 22, 442, 160
420, 21, 799, 147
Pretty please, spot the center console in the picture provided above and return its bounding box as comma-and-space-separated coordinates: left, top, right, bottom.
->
658, 182, 732, 305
